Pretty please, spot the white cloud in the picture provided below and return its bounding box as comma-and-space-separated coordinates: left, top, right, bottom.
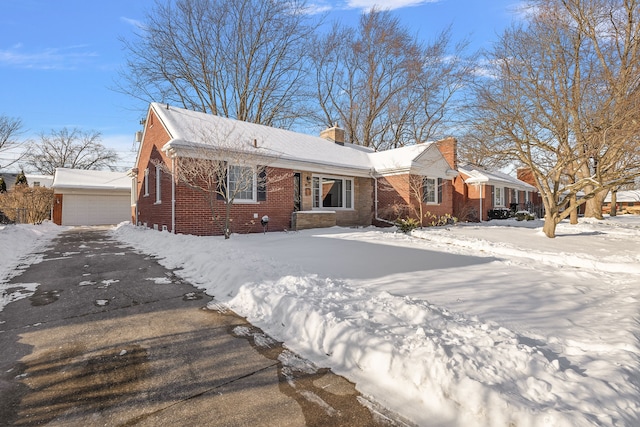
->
345, 0, 439, 11
0, 44, 97, 70
120, 16, 145, 30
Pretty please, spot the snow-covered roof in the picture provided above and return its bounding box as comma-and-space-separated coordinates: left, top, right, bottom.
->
604, 190, 640, 203
368, 143, 458, 177
52, 168, 130, 190
25, 174, 54, 187
151, 103, 372, 175
459, 164, 536, 191
148, 103, 453, 177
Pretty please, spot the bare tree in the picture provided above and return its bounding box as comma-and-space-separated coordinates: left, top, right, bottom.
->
25, 128, 119, 175
310, 10, 472, 150
0, 115, 25, 169
0, 185, 54, 224
471, 0, 640, 237
456, 133, 512, 170
119, 0, 317, 128
564, 0, 640, 218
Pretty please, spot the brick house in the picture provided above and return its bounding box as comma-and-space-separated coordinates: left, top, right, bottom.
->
453, 164, 540, 222
603, 190, 640, 215
131, 103, 458, 236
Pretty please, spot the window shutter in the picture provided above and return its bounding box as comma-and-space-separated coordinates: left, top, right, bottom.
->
257, 166, 267, 201
216, 161, 227, 200
421, 177, 428, 203
437, 178, 443, 204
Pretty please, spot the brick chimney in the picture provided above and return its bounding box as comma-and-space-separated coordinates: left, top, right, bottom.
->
320, 124, 345, 146
517, 167, 536, 187
436, 137, 458, 170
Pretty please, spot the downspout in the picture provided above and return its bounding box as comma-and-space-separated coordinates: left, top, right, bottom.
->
127, 168, 138, 226
479, 184, 483, 222
133, 177, 138, 226
370, 171, 395, 226
171, 156, 176, 234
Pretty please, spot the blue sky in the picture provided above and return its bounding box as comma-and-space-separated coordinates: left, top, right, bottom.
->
0, 0, 521, 171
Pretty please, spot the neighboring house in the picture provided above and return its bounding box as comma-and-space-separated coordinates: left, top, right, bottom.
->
0, 173, 53, 191
453, 164, 540, 222
132, 103, 458, 236
603, 190, 640, 214
52, 168, 131, 226
25, 174, 54, 188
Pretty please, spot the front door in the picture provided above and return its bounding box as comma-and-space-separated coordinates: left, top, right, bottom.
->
293, 173, 301, 211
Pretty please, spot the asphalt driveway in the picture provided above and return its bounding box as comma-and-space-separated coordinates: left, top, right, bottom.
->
0, 228, 406, 426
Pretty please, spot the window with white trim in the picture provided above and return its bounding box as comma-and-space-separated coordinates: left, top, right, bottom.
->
494, 186, 504, 207
228, 165, 256, 202
312, 175, 354, 209
155, 165, 162, 203
144, 168, 149, 196
131, 176, 138, 205
422, 177, 437, 203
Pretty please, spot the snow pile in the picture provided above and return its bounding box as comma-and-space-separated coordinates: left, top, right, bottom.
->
110, 217, 640, 426
0, 222, 62, 311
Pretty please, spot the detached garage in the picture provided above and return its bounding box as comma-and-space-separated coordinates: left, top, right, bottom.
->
52, 168, 131, 226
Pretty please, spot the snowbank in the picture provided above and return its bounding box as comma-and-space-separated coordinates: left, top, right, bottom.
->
111, 216, 640, 426
0, 222, 62, 311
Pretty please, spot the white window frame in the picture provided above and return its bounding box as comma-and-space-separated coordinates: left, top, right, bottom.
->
131, 176, 138, 205
423, 177, 438, 204
228, 164, 257, 203
494, 186, 504, 207
312, 174, 354, 210
144, 168, 149, 197
155, 165, 162, 204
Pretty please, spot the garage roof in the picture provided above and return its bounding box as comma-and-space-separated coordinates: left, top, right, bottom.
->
52, 168, 130, 190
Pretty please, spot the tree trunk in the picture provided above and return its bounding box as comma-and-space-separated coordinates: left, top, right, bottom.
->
224, 202, 232, 239
542, 212, 558, 238
569, 194, 578, 224
584, 189, 606, 219
610, 190, 618, 217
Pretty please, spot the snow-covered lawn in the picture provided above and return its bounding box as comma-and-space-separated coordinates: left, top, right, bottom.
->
109, 216, 640, 427
0, 223, 62, 311
2, 217, 639, 426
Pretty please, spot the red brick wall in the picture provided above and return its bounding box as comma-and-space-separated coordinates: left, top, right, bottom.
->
174, 166, 295, 236
516, 167, 544, 208
436, 137, 458, 170
376, 174, 454, 224
134, 109, 174, 231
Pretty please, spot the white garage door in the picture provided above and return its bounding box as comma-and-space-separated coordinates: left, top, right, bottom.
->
62, 194, 130, 226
